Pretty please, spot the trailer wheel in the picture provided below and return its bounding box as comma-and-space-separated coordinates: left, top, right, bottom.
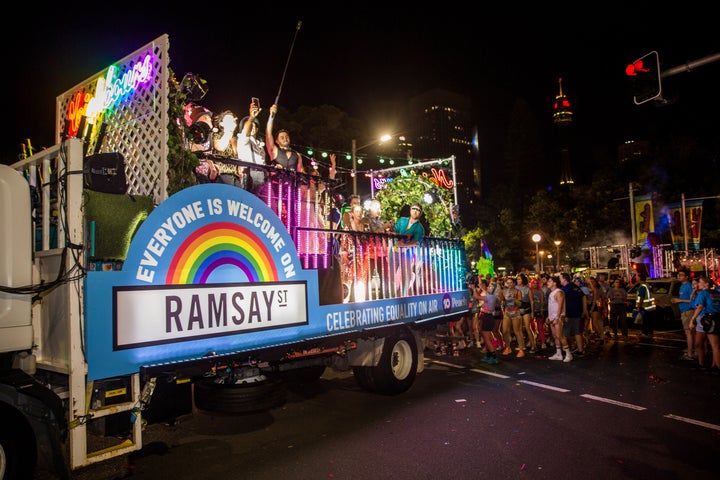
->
0, 406, 37, 480
362, 330, 418, 395
194, 376, 286, 414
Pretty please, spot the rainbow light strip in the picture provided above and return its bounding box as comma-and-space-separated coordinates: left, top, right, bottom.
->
166, 221, 278, 284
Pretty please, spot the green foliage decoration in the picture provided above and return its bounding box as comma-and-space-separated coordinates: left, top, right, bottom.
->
166, 69, 207, 196
374, 169, 457, 238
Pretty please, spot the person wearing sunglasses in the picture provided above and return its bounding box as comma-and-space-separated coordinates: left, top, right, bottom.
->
392, 202, 425, 295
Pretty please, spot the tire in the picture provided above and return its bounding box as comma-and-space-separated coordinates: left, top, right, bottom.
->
352, 366, 377, 393
364, 330, 419, 396
0, 406, 37, 480
193, 376, 286, 414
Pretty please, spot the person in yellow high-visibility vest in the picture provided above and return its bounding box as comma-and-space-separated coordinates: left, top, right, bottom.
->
635, 272, 657, 338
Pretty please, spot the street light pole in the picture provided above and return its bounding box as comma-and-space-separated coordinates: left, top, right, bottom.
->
351, 134, 394, 196
532, 234, 541, 272
554, 240, 561, 272
351, 138, 357, 195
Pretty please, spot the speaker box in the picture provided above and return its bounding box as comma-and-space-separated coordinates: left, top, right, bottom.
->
84, 152, 127, 194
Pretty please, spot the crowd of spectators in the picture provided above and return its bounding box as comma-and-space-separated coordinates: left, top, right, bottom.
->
441, 269, 720, 376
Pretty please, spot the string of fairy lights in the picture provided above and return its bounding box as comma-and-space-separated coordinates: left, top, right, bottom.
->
295, 144, 451, 180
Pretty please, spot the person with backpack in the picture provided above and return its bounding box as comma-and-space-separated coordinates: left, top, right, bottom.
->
561, 273, 588, 357
689, 276, 720, 375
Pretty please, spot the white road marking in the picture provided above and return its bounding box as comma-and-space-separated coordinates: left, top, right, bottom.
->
430, 360, 465, 369
518, 380, 571, 392
428, 357, 719, 431
580, 394, 647, 410
469, 368, 511, 379
664, 414, 720, 431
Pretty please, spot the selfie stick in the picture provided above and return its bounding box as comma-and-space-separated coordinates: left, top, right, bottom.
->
274, 21, 302, 106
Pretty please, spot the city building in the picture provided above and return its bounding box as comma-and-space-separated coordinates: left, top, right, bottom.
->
553, 77, 575, 187
406, 89, 477, 226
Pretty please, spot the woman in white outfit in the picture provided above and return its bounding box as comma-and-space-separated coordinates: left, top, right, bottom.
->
547, 276, 573, 362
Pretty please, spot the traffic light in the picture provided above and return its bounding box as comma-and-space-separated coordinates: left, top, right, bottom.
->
626, 51, 662, 105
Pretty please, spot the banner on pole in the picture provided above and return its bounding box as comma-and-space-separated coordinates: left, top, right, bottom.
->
634, 194, 654, 246
668, 200, 703, 250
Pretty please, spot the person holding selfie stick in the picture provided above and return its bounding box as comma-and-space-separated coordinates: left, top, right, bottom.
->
261, 21, 304, 222
265, 104, 303, 173
265, 21, 304, 173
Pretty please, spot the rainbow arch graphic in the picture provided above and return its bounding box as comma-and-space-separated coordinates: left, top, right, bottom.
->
166, 221, 278, 284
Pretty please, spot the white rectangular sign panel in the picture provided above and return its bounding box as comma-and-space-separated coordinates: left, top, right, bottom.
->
114, 282, 307, 348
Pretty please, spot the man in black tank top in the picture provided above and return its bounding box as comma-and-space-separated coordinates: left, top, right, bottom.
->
265, 104, 304, 173
264, 103, 304, 225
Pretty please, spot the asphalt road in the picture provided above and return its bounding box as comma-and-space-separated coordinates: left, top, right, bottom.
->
72, 327, 719, 480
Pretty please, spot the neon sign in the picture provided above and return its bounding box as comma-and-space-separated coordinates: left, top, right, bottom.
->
66, 53, 154, 137
66, 91, 93, 138
373, 167, 454, 192
372, 177, 389, 190
423, 168, 454, 189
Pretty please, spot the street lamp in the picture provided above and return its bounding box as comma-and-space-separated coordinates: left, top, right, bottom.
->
539, 250, 545, 272
532, 234, 541, 272
352, 134, 392, 195
554, 240, 562, 272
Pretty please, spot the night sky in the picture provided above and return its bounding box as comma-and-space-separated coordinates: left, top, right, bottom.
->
5, 7, 719, 180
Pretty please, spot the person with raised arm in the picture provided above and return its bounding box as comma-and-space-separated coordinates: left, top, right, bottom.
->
236, 98, 267, 194
265, 103, 304, 173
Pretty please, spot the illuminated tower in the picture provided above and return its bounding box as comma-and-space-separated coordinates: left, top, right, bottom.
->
553, 77, 574, 186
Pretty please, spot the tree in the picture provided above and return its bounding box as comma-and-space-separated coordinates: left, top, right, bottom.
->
462, 226, 491, 265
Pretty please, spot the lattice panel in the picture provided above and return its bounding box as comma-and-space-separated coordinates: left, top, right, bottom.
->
55, 35, 170, 204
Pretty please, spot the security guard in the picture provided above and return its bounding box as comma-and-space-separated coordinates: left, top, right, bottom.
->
635, 272, 657, 338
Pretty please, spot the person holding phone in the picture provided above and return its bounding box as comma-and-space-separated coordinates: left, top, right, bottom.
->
237, 98, 267, 193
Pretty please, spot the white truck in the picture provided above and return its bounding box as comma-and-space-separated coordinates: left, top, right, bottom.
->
0, 35, 469, 479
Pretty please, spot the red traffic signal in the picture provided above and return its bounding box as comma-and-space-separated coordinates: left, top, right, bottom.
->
627, 51, 662, 105
625, 59, 650, 77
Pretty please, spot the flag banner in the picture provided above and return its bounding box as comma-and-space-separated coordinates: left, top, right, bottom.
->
634, 194, 654, 246
476, 257, 495, 277
668, 200, 703, 250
